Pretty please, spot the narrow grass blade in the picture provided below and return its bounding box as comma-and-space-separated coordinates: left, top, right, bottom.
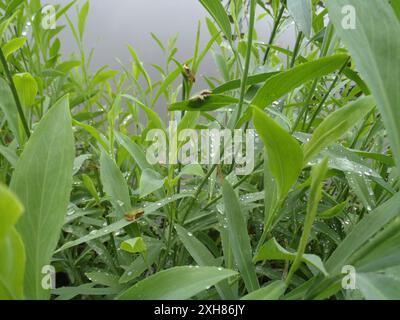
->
116, 266, 237, 300
223, 181, 259, 293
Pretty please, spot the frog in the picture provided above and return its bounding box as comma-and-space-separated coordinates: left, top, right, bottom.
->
124, 208, 145, 221
189, 89, 213, 103
183, 64, 196, 84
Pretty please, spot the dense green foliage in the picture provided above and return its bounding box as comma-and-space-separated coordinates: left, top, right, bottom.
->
0, 0, 399, 300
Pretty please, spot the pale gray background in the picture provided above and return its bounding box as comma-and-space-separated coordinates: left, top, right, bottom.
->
48, 0, 294, 83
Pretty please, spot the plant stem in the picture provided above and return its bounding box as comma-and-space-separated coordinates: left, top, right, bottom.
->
234, 0, 256, 127
262, 1, 286, 65
306, 57, 350, 131
0, 47, 30, 138
290, 31, 303, 68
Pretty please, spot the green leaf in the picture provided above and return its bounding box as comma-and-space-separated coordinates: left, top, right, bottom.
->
287, 0, 313, 38
287, 157, 329, 282
0, 184, 23, 244
326, 0, 400, 172
116, 266, 237, 300
152, 66, 181, 105
357, 273, 400, 300
78, 1, 89, 39
56, 60, 81, 74
319, 200, 348, 219
254, 238, 328, 276
251, 55, 349, 109
92, 69, 118, 86
180, 164, 205, 178
100, 150, 131, 217
212, 72, 279, 95
241, 280, 286, 300
391, 0, 400, 20
57, 193, 192, 252
175, 224, 236, 299
0, 145, 18, 168
169, 94, 238, 112
223, 180, 259, 293
11, 95, 74, 299
139, 169, 165, 199
2, 37, 26, 59
199, 0, 232, 43
0, 78, 20, 142
303, 96, 376, 163
326, 193, 400, 274
127, 45, 152, 91
119, 241, 163, 283
12, 73, 38, 107
120, 237, 147, 254
253, 107, 303, 201
0, 184, 25, 300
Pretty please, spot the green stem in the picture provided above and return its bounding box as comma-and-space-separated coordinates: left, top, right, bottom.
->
0, 47, 31, 138
262, 1, 286, 65
306, 57, 350, 131
234, 0, 256, 127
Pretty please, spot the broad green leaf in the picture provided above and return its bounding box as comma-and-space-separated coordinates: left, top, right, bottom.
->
287, 0, 313, 38
254, 238, 328, 276
11, 95, 74, 299
223, 180, 259, 293
357, 273, 400, 300
116, 266, 237, 300
100, 150, 131, 218
354, 223, 400, 273
199, 0, 232, 42
251, 55, 349, 109
120, 237, 147, 254
241, 280, 286, 300
169, 94, 238, 112
392, 0, 400, 20
303, 96, 376, 163
12, 73, 38, 107
327, 0, 400, 172
2, 37, 26, 59
253, 107, 303, 201
0, 184, 25, 300
139, 169, 165, 198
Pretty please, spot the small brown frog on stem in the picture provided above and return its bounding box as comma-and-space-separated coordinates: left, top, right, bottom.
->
124, 208, 145, 222
183, 64, 196, 84
189, 89, 213, 103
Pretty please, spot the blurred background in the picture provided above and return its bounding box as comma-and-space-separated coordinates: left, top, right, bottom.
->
48, 0, 295, 83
